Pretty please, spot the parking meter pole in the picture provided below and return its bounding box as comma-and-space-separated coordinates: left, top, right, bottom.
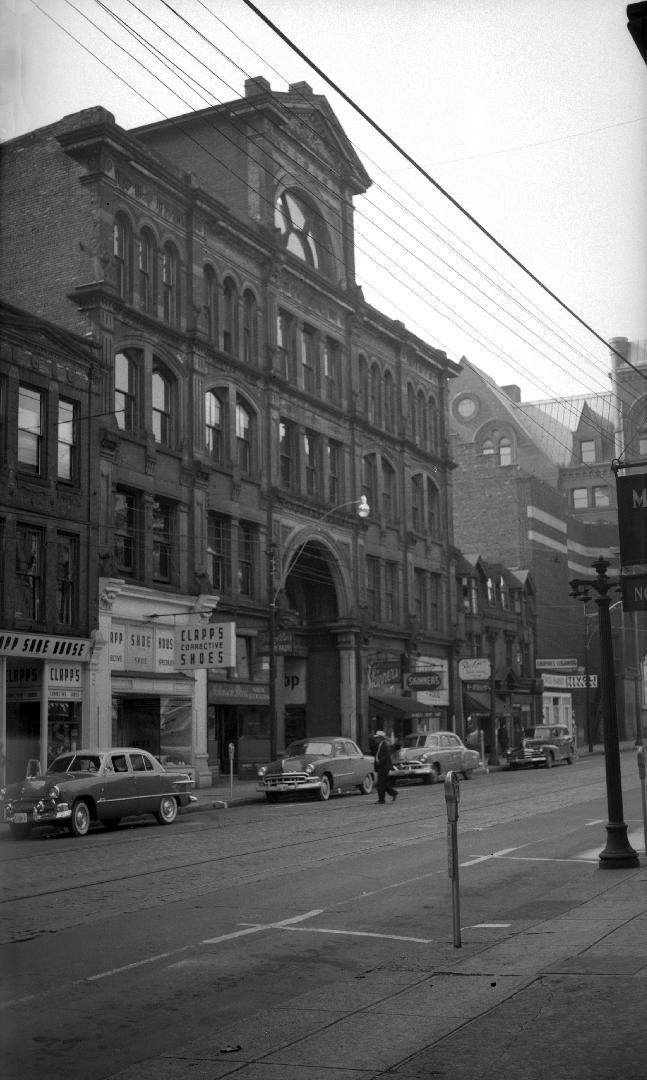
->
444, 771, 461, 948
638, 747, 647, 856
228, 742, 235, 800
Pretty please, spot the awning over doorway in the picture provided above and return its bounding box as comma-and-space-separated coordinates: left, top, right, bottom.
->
464, 692, 506, 717
369, 691, 437, 717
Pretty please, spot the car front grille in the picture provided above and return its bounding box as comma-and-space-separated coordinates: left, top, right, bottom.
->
262, 773, 311, 788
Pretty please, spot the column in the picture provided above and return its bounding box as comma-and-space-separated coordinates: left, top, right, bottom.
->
337, 630, 358, 742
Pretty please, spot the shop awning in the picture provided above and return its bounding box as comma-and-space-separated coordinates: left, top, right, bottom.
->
369, 691, 436, 717
464, 692, 506, 717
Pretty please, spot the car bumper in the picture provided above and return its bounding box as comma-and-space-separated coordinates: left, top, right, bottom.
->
257, 777, 322, 794
507, 752, 545, 766
3, 801, 71, 825
390, 763, 434, 779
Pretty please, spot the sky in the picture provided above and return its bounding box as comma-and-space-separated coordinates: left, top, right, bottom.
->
1, 0, 645, 404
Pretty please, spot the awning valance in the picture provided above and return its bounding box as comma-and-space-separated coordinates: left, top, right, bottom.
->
369, 691, 436, 717
464, 692, 506, 717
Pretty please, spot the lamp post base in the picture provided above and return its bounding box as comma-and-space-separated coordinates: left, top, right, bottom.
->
598, 823, 640, 869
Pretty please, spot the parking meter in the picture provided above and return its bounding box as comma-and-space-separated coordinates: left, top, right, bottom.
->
638, 746, 645, 780
444, 770, 460, 822
444, 771, 461, 947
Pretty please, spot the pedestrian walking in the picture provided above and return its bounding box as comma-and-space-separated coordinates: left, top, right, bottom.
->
373, 730, 398, 804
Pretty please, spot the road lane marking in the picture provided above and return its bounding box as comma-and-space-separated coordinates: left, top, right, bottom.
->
281, 926, 434, 943
202, 908, 324, 945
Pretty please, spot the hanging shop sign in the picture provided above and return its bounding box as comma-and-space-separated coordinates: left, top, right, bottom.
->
404, 670, 442, 691
174, 621, 236, 669
458, 658, 491, 681
6, 662, 84, 700
616, 471, 647, 566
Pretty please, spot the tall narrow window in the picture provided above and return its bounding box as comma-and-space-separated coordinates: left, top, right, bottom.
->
276, 310, 294, 379
238, 522, 256, 597
426, 478, 438, 536
369, 364, 381, 425
203, 266, 217, 342
411, 474, 423, 532
429, 396, 439, 452
323, 339, 340, 404
499, 437, 512, 466
114, 351, 137, 432
301, 327, 317, 394
162, 244, 179, 326
16, 524, 44, 622
384, 370, 396, 432
385, 562, 397, 622
367, 556, 380, 621
138, 229, 155, 313
382, 460, 396, 522
358, 355, 369, 414
57, 398, 77, 481
56, 533, 78, 625
236, 402, 251, 474
580, 440, 596, 463
304, 432, 320, 497
205, 391, 223, 462
153, 498, 173, 582
113, 215, 132, 301
414, 568, 427, 628
274, 190, 325, 271
362, 454, 377, 511
430, 574, 440, 631
280, 420, 294, 489
417, 391, 427, 450
243, 290, 258, 365
482, 439, 495, 458
208, 513, 231, 593
223, 278, 237, 354
18, 385, 44, 474
407, 385, 416, 441
152, 365, 173, 446
115, 491, 137, 574
327, 440, 340, 504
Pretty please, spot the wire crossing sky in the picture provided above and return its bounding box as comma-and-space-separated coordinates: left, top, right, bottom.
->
2, 0, 645, 405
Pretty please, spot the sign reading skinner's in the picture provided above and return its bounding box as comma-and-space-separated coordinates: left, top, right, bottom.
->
174, 621, 236, 669
616, 472, 647, 565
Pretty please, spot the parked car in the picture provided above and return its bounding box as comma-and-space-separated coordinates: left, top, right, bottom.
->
506, 725, 576, 770
0, 748, 196, 839
257, 737, 375, 802
391, 731, 481, 784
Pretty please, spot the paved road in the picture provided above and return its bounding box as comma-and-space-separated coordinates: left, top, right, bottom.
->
0, 754, 644, 1079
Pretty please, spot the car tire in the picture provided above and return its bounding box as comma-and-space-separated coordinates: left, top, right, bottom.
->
566, 754, 575, 765
509, 763, 517, 771
155, 795, 178, 825
9, 823, 32, 840
265, 792, 279, 803
462, 770, 472, 780
103, 818, 121, 830
428, 764, 440, 784
544, 752, 554, 769
317, 774, 332, 801
359, 773, 373, 795
69, 799, 91, 837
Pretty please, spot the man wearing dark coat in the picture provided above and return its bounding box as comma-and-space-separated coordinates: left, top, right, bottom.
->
373, 730, 398, 804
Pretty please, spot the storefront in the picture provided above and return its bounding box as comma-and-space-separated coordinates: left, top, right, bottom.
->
207, 681, 270, 780
0, 633, 93, 784
367, 654, 448, 746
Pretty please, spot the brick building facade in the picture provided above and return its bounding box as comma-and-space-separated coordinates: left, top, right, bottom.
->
0, 79, 462, 782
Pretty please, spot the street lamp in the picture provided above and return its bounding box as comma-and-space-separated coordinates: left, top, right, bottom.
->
266, 497, 370, 761
569, 558, 639, 869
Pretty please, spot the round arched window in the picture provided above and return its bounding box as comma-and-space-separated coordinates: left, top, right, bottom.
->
275, 190, 326, 271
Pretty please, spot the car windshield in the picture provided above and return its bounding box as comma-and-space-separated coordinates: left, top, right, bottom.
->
527, 727, 552, 739
403, 735, 428, 748
50, 753, 101, 773
286, 741, 333, 757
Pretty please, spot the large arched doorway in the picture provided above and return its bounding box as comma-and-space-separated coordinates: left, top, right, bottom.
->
279, 537, 349, 741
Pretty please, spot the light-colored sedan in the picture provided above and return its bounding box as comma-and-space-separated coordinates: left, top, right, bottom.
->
258, 737, 375, 802
391, 731, 481, 784
0, 748, 196, 839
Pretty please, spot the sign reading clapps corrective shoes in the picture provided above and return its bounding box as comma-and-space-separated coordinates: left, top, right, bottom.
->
174, 621, 236, 669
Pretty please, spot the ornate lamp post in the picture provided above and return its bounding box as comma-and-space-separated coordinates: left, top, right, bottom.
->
267, 497, 370, 762
569, 558, 639, 868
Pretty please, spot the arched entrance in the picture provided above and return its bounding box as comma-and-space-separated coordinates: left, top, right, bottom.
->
277, 536, 356, 742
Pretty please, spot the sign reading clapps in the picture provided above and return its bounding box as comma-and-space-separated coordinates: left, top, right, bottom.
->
174, 621, 236, 669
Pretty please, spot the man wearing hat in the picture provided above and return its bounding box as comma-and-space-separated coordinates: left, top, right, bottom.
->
373, 730, 398, 804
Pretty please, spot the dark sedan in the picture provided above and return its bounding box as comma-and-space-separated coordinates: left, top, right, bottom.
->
0, 748, 196, 839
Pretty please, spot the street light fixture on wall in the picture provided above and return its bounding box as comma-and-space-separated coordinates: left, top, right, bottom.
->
569, 558, 639, 869
266, 497, 370, 761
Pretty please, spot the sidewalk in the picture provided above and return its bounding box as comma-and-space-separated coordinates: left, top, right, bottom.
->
111, 751, 647, 1080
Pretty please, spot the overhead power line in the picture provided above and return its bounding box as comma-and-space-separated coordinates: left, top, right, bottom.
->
242, 0, 646, 383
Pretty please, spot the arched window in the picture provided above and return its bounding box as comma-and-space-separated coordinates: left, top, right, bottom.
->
363, 454, 378, 510
427, 477, 439, 536
138, 229, 156, 314
114, 350, 139, 432
243, 289, 258, 365
482, 439, 495, 458
369, 363, 381, 425
162, 243, 180, 326
223, 277, 238, 355
384, 370, 396, 432
358, 354, 369, 414
274, 189, 328, 272
407, 385, 416, 442
382, 459, 396, 522
411, 473, 423, 532
205, 390, 223, 462
152, 362, 175, 446
235, 399, 253, 474
499, 437, 512, 466
113, 215, 133, 302
417, 390, 427, 450
428, 395, 439, 452
203, 266, 218, 343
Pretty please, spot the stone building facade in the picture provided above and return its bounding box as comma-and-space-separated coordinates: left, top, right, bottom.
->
0, 79, 462, 781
